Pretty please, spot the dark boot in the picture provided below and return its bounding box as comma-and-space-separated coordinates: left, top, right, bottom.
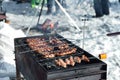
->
55, 0, 62, 14
46, 8, 52, 15
46, 0, 54, 15
93, 0, 104, 17
101, 0, 109, 15
62, 0, 67, 8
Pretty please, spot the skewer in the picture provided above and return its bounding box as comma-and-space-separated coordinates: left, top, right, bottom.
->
15, 42, 73, 48
15, 37, 71, 47
37, 54, 95, 63
15, 41, 71, 48
43, 56, 95, 68
18, 46, 76, 55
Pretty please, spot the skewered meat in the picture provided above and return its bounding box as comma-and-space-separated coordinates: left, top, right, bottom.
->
69, 56, 75, 66
27, 38, 47, 47
55, 59, 67, 68
27, 37, 76, 58
56, 47, 77, 56
37, 46, 54, 52
59, 59, 67, 68
28, 41, 47, 46
58, 42, 69, 50
29, 45, 54, 53
44, 53, 55, 58
65, 58, 70, 65
82, 55, 90, 62
26, 38, 46, 44
55, 55, 90, 68
49, 37, 62, 45
74, 56, 81, 63
40, 47, 76, 58
55, 60, 61, 66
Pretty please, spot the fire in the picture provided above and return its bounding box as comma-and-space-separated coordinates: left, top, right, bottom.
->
50, 23, 54, 29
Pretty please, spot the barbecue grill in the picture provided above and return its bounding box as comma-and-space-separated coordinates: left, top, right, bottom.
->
14, 34, 107, 80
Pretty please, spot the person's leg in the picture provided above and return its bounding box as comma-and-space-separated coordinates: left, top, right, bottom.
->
93, 0, 103, 17
55, 0, 62, 13
101, 0, 109, 15
62, 0, 67, 8
47, 0, 54, 14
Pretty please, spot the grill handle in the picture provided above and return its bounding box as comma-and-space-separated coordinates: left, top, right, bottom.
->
106, 32, 120, 36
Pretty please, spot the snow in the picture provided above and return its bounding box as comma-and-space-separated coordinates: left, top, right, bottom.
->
0, 0, 120, 80
0, 22, 25, 78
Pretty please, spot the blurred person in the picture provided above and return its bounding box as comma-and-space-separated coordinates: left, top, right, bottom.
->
17, 0, 28, 3
93, 0, 110, 17
62, 0, 67, 8
46, 0, 54, 14
54, 0, 62, 14
46, 0, 67, 15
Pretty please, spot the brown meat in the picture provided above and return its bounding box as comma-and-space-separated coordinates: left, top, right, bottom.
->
82, 55, 90, 62
49, 37, 62, 45
55, 60, 61, 66
58, 59, 67, 68
56, 47, 77, 56
58, 42, 69, 50
44, 54, 55, 58
65, 58, 70, 65
69, 56, 75, 66
74, 56, 81, 63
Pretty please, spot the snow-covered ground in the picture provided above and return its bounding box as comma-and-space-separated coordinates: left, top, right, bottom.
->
0, 0, 120, 80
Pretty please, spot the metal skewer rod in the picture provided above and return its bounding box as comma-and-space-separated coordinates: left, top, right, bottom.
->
26, 1, 43, 36
15, 37, 69, 47
37, 0, 45, 24
16, 31, 120, 47
15, 42, 73, 48
15, 31, 120, 47
18, 46, 76, 55
82, 19, 87, 49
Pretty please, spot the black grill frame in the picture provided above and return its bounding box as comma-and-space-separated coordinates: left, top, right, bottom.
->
14, 34, 107, 80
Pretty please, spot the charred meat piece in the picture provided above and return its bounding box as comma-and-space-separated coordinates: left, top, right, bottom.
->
26, 38, 45, 43
55, 55, 90, 68
74, 56, 81, 63
59, 59, 67, 68
58, 42, 69, 50
26, 38, 54, 56
65, 58, 70, 65
27, 37, 77, 59
44, 53, 55, 58
56, 47, 77, 56
27, 38, 47, 47
69, 56, 75, 66
49, 37, 62, 45
29, 45, 54, 53
55, 60, 61, 66
37, 46, 54, 52
81, 55, 90, 62
55, 59, 67, 68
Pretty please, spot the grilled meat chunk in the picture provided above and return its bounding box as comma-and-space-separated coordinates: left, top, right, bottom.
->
82, 55, 90, 62
74, 56, 81, 63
